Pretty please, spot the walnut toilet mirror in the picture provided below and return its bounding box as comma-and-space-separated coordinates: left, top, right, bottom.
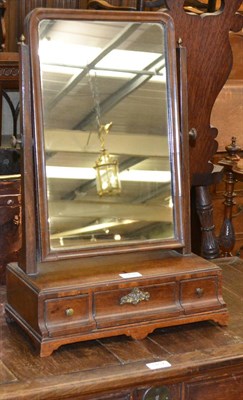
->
5, 9, 228, 357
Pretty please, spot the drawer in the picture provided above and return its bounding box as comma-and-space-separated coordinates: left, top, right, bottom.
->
185, 373, 243, 399
0, 195, 20, 207
44, 294, 95, 337
94, 282, 182, 328
180, 277, 221, 313
0, 205, 20, 226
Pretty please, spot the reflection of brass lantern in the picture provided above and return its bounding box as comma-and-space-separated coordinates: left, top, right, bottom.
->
94, 122, 121, 196
94, 149, 121, 196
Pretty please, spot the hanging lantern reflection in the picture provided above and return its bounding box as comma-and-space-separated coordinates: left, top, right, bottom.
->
94, 122, 121, 196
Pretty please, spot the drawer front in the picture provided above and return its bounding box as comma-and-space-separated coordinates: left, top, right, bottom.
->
94, 282, 182, 328
0, 194, 20, 207
44, 294, 95, 336
185, 373, 243, 399
180, 277, 221, 313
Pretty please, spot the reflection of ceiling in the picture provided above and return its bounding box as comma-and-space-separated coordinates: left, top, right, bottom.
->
38, 19, 174, 247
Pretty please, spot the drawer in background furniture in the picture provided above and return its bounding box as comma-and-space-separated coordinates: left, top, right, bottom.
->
185, 372, 243, 399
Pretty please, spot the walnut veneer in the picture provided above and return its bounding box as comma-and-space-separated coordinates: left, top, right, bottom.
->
4, 8, 230, 356
5, 251, 228, 357
1, 256, 243, 400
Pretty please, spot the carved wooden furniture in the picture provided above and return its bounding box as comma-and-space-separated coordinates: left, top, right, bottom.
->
232, 163, 243, 255
88, 0, 218, 13
164, 0, 243, 259
5, 8, 228, 356
217, 137, 242, 257
87, 0, 172, 11
0, 3, 21, 285
88, 0, 138, 10
217, 149, 243, 258
210, 24, 243, 257
0, 175, 21, 284
0, 0, 6, 51
2, 0, 89, 52
1, 256, 243, 399
0, 52, 19, 145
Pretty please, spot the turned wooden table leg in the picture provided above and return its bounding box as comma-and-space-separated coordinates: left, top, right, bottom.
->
136, 0, 144, 10
218, 170, 236, 257
195, 185, 219, 259
218, 137, 241, 257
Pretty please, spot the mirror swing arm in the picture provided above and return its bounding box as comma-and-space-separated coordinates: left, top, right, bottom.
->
5, 9, 228, 357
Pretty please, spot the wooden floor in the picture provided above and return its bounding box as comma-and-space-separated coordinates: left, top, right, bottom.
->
0, 256, 243, 399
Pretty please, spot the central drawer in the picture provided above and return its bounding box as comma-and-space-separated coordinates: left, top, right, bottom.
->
94, 282, 182, 328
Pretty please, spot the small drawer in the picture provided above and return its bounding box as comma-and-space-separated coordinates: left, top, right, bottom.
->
185, 373, 243, 399
0, 195, 20, 207
0, 206, 20, 226
94, 282, 182, 328
180, 277, 221, 313
44, 294, 95, 337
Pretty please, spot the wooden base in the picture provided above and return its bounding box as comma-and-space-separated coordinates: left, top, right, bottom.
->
5, 250, 228, 357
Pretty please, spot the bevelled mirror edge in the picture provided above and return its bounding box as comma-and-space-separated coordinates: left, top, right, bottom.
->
20, 9, 189, 272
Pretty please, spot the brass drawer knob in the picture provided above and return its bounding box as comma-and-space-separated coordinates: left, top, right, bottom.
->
120, 287, 150, 305
195, 287, 204, 298
13, 215, 20, 225
65, 308, 74, 317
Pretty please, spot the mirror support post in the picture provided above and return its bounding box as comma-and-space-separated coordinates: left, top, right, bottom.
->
176, 42, 191, 254
18, 39, 37, 273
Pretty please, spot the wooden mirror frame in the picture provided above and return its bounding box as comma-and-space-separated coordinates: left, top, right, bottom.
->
19, 9, 189, 273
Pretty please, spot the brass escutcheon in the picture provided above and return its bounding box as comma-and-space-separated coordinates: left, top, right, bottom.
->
120, 287, 150, 305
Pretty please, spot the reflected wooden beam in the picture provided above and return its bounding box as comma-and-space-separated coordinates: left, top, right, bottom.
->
49, 199, 173, 238
49, 200, 173, 221
39, 20, 57, 40
47, 23, 140, 110
74, 56, 165, 130
132, 182, 171, 204
44, 129, 169, 157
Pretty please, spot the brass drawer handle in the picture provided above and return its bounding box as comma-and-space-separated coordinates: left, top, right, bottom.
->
195, 287, 204, 298
13, 215, 20, 225
120, 287, 150, 305
65, 308, 74, 317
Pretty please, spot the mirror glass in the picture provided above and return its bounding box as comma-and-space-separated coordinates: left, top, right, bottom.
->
37, 17, 180, 251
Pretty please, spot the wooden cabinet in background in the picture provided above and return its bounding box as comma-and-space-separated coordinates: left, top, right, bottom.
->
0, 175, 21, 284
3, 0, 89, 52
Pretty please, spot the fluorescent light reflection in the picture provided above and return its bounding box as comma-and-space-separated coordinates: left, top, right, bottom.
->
39, 40, 165, 81
46, 166, 171, 183
50, 219, 135, 240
